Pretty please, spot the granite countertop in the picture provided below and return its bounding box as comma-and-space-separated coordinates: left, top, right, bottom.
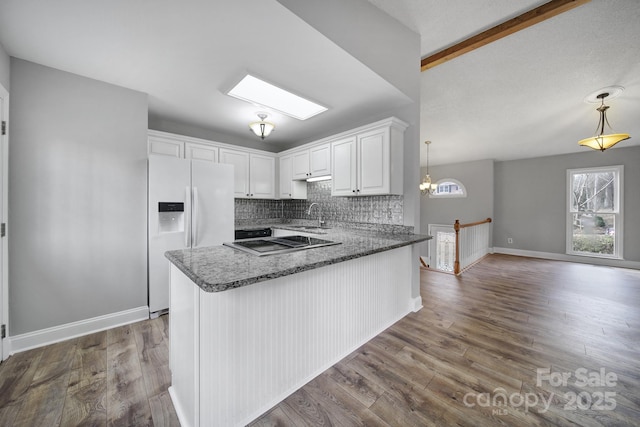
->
165, 226, 431, 293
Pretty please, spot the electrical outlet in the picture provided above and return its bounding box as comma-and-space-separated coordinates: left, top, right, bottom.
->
507, 237, 513, 244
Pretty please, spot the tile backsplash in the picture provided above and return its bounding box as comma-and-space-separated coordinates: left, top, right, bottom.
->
235, 180, 403, 225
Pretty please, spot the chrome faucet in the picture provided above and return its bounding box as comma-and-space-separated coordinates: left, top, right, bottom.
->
307, 203, 324, 227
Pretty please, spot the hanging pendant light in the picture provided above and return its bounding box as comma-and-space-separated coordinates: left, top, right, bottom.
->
249, 112, 275, 140
578, 92, 630, 151
420, 140, 437, 195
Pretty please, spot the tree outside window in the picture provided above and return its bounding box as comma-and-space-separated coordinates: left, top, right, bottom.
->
567, 165, 623, 259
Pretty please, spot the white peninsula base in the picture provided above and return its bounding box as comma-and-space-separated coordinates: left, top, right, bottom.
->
169, 245, 416, 427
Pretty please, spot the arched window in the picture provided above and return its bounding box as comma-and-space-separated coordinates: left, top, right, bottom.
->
430, 178, 467, 198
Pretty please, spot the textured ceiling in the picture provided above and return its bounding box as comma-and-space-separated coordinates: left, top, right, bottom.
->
1, 0, 638, 165
367, 0, 640, 166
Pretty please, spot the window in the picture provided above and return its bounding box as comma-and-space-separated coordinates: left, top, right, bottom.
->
567, 165, 623, 259
430, 178, 467, 198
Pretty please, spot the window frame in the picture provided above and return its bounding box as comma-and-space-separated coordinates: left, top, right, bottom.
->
566, 165, 624, 259
429, 178, 467, 198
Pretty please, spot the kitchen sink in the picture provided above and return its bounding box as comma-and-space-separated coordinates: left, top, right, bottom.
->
224, 235, 340, 256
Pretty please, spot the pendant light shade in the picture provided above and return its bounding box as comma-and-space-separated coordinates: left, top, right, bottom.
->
578, 92, 630, 151
249, 112, 275, 140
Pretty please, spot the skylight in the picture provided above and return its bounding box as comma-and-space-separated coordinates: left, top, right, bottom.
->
227, 75, 327, 120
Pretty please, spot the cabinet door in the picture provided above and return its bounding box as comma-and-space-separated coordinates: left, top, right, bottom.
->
331, 136, 357, 196
358, 127, 390, 195
185, 142, 218, 163
279, 156, 308, 200
291, 151, 310, 180
279, 155, 293, 199
220, 149, 250, 198
249, 154, 276, 199
309, 144, 331, 177
148, 136, 184, 158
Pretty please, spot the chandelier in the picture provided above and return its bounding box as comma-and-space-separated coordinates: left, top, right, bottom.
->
419, 140, 437, 195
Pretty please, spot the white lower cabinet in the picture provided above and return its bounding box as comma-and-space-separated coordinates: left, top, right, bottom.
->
168, 246, 413, 426
220, 148, 275, 199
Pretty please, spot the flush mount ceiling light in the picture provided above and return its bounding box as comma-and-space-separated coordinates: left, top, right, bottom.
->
579, 87, 630, 151
419, 140, 437, 196
228, 74, 327, 120
249, 112, 275, 140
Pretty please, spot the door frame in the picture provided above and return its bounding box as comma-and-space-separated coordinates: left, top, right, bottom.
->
0, 83, 8, 361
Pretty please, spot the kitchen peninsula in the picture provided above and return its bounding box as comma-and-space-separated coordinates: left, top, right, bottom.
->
165, 227, 430, 427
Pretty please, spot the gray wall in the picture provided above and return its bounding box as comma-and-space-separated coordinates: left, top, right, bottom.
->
494, 145, 640, 261
420, 159, 494, 233
0, 41, 9, 90
9, 59, 148, 335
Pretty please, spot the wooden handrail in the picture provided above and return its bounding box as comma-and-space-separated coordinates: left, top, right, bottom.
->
458, 218, 492, 229
453, 218, 492, 274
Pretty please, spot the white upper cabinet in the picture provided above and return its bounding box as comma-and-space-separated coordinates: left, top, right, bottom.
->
279, 155, 307, 199
331, 119, 406, 196
148, 135, 184, 158
292, 151, 310, 180
220, 148, 275, 199
148, 116, 405, 200
330, 136, 357, 196
249, 153, 276, 199
290, 143, 331, 180
219, 148, 249, 198
357, 127, 390, 195
185, 142, 218, 163
309, 144, 331, 177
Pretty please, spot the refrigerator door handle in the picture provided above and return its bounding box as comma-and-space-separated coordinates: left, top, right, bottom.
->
185, 186, 191, 248
192, 186, 199, 247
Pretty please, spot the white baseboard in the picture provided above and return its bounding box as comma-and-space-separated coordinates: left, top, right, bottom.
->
493, 247, 640, 270
410, 296, 423, 312
169, 386, 192, 427
6, 306, 149, 355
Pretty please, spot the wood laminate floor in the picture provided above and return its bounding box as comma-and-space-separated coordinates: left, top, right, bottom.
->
1, 254, 639, 426
0, 314, 178, 426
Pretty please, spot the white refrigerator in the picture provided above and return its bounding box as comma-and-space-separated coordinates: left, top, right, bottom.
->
148, 155, 234, 315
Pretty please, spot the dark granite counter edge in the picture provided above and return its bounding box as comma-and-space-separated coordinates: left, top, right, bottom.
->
166, 235, 431, 293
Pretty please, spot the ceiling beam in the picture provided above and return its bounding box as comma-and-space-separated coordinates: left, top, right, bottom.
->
420, 0, 591, 71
